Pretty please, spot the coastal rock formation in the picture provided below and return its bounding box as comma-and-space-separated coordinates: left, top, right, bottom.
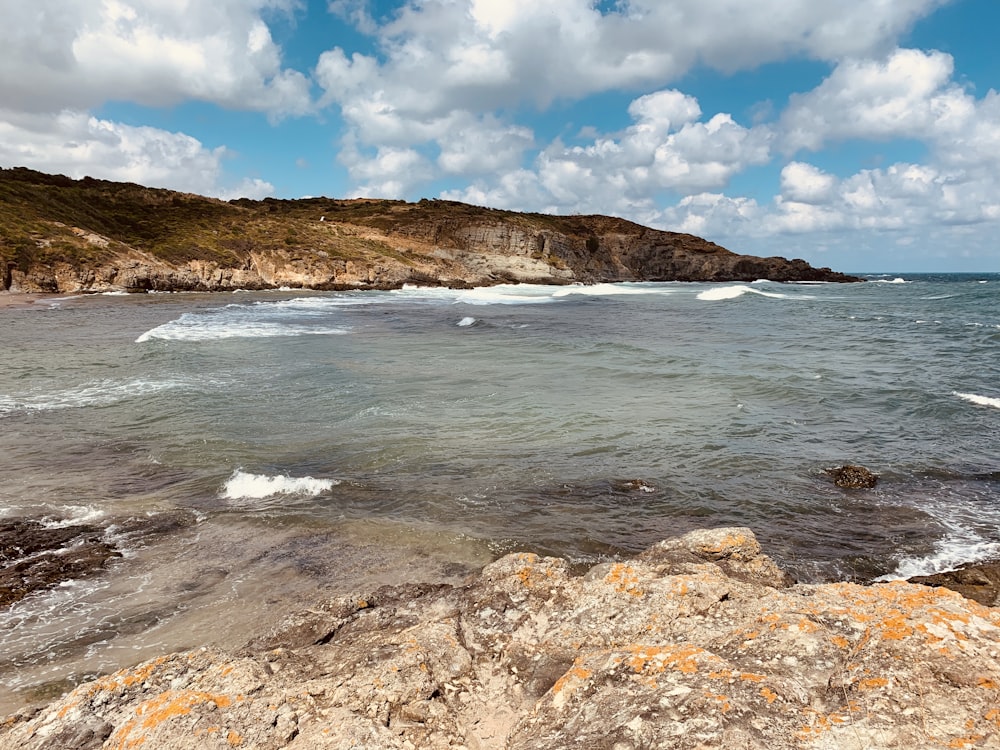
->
910, 560, 1000, 607
0, 168, 861, 294
3, 528, 998, 749
0, 513, 197, 608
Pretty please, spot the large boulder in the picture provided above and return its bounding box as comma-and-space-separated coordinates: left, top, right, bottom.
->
2, 527, 998, 749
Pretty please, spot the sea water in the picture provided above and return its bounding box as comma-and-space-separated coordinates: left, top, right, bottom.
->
1, 274, 999, 709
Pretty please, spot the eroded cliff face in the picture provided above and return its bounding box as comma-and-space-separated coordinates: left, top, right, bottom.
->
0, 169, 860, 294
3, 528, 997, 750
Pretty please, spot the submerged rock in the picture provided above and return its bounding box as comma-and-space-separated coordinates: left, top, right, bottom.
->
0, 512, 198, 608
2, 527, 998, 749
825, 464, 879, 488
0, 520, 120, 607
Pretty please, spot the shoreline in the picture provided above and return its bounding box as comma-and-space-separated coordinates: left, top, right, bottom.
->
2, 527, 998, 749
0, 292, 60, 309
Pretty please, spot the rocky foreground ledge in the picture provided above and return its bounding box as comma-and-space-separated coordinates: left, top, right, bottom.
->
3, 528, 999, 750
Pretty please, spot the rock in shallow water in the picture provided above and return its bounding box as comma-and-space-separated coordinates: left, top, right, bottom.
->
2, 527, 998, 749
0, 520, 121, 607
825, 464, 879, 489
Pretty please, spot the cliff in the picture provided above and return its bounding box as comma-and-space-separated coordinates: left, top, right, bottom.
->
3, 528, 997, 750
0, 168, 860, 294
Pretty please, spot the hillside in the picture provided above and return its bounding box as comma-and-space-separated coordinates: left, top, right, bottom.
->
0, 167, 860, 293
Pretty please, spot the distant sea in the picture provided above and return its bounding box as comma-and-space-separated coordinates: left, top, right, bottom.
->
2, 273, 999, 709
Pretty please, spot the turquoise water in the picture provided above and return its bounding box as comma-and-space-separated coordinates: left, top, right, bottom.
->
1, 274, 999, 707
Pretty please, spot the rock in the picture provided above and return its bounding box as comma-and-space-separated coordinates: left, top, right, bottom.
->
0, 512, 198, 608
824, 464, 879, 488
909, 559, 1000, 607
0, 520, 121, 607
3, 527, 998, 749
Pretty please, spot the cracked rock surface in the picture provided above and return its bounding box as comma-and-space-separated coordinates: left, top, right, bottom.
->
2, 528, 998, 749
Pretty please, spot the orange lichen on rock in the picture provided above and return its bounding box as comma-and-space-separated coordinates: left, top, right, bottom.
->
858, 677, 889, 690
108, 690, 235, 750
621, 644, 708, 676
604, 563, 645, 597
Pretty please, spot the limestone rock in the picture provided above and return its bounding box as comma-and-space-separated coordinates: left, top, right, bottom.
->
909, 559, 1000, 607
3, 527, 997, 749
0, 168, 862, 295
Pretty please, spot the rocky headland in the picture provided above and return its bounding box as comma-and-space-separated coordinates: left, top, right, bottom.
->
3, 527, 998, 750
0, 168, 860, 295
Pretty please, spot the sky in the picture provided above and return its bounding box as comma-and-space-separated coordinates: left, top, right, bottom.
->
2, 1, 999, 272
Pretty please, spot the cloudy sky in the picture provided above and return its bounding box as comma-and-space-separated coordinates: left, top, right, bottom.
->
2, 0, 998, 272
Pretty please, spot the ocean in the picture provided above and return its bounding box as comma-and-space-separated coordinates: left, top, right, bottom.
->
1, 273, 998, 710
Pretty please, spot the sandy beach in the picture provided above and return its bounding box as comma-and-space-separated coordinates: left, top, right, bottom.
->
0, 292, 62, 309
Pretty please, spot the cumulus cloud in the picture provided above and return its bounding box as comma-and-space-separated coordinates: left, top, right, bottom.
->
0, 109, 273, 199
315, 0, 948, 198
442, 89, 771, 219
780, 48, 972, 152
0, 0, 311, 117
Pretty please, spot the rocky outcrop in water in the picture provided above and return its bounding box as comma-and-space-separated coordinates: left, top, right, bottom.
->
0, 513, 197, 608
824, 465, 879, 489
3, 528, 998, 750
0, 168, 861, 294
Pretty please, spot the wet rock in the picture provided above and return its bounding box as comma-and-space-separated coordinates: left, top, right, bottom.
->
908, 559, 1000, 607
825, 464, 879, 488
2, 527, 998, 749
0, 521, 120, 607
0, 512, 198, 608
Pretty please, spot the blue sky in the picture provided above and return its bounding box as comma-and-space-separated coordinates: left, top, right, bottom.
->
2, 0, 999, 272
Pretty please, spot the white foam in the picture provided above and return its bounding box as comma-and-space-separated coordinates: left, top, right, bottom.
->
551, 283, 674, 298
696, 285, 804, 301
220, 470, 338, 501
136, 313, 349, 343
877, 536, 1000, 581
40, 505, 107, 528
457, 317, 477, 327
0, 378, 189, 415
870, 277, 909, 284
954, 392, 1000, 410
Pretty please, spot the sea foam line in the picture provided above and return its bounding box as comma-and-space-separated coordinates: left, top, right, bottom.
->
220, 470, 339, 500
0, 378, 189, 415
696, 285, 809, 301
953, 392, 1000, 410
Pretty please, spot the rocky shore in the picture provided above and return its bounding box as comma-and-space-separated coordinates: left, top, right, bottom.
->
1, 168, 861, 294
3, 528, 998, 750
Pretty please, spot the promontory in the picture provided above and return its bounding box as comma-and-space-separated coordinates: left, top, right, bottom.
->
0, 167, 860, 295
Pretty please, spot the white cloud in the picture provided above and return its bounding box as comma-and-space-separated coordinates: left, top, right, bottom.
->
780, 162, 838, 204
0, 0, 311, 117
780, 48, 972, 152
315, 0, 948, 197
0, 109, 273, 199
338, 139, 434, 198
441, 89, 771, 219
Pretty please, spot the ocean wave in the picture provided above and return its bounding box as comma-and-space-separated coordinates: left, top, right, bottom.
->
220, 470, 339, 501
0, 378, 189, 415
457, 317, 477, 327
953, 392, 1000, 410
136, 312, 350, 342
868, 277, 909, 284
551, 283, 675, 298
876, 534, 1000, 581
695, 285, 809, 301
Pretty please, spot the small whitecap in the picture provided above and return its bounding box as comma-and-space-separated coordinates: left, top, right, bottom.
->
221, 470, 339, 500
457, 316, 477, 327
953, 392, 1000, 410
